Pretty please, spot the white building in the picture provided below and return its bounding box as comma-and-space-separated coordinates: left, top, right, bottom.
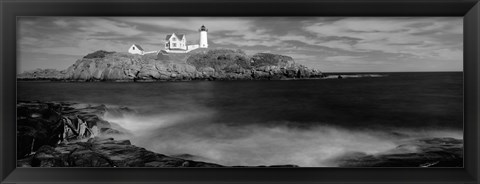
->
129, 25, 209, 55
199, 25, 208, 48
128, 44, 158, 55
128, 44, 145, 55
163, 25, 208, 54
165, 33, 187, 50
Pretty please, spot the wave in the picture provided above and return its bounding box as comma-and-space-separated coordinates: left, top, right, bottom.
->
102, 107, 462, 167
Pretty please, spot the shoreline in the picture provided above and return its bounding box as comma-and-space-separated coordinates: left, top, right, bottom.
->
16, 74, 388, 82
16, 100, 225, 167
16, 100, 301, 167
17, 100, 463, 167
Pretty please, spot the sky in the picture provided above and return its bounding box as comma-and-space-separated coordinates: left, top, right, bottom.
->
17, 17, 463, 73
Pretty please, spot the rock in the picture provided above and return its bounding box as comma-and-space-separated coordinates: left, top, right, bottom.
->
100, 128, 123, 134
198, 67, 215, 77
17, 49, 323, 81
83, 50, 116, 59
16, 101, 119, 159
137, 63, 161, 79
17, 102, 64, 158
233, 164, 299, 167
17, 101, 224, 167
23, 137, 224, 167
17, 68, 66, 80
17, 101, 311, 167
333, 137, 463, 167
267, 164, 299, 167
31, 145, 68, 167
251, 53, 295, 68
252, 70, 270, 79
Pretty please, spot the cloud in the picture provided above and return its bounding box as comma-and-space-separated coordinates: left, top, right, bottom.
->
277, 34, 319, 45
320, 40, 358, 52
17, 17, 463, 73
303, 17, 463, 61
120, 17, 254, 33
53, 19, 69, 27
325, 56, 366, 62
432, 48, 463, 61
18, 18, 158, 57
77, 19, 144, 36
213, 36, 282, 47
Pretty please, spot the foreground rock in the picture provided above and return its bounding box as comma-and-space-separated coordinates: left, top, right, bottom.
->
19, 101, 459, 167
17, 101, 300, 167
16, 101, 224, 167
333, 137, 463, 167
17, 49, 323, 81
18, 137, 222, 167
17, 101, 117, 159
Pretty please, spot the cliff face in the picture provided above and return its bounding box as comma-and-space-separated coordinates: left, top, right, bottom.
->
18, 49, 323, 81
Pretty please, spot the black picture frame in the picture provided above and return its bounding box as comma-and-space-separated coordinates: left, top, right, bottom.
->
1, 0, 479, 183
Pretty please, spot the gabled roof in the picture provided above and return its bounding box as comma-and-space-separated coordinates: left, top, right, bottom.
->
132, 44, 144, 51
165, 33, 185, 41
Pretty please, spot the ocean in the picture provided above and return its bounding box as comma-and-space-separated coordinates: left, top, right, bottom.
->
17, 72, 463, 167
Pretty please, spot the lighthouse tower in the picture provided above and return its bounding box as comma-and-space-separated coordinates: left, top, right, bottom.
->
199, 25, 208, 48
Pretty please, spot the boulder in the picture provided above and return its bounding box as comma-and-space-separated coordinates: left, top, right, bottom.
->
16, 101, 118, 159
17, 102, 64, 158
137, 63, 161, 79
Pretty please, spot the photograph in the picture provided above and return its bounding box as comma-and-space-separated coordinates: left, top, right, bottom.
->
16, 17, 463, 168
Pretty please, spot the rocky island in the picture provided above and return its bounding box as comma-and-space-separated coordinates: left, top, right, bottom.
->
17, 49, 324, 81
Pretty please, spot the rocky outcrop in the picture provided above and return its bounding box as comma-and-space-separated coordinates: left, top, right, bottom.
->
17, 101, 120, 159
17, 101, 300, 167
333, 137, 463, 167
17, 49, 324, 81
18, 137, 223, 167
17, 101, 223, 167
17, 68, 66, 80
18, 101, 460, 167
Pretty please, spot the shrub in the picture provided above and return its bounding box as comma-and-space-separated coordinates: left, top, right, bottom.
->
251, 53, 278, 67
83, 50, 116, 59
186, 49, 251, 70
251, 53, 293, 67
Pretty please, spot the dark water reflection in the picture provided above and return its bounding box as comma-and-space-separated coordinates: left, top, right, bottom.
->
18, 72, 463, 130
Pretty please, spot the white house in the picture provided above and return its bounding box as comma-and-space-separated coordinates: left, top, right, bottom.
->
128, 44, 158, 55
165, 33, 187, 50
128, 44, 145, 55
162, 25, 209, 54
129, 25, 209, 55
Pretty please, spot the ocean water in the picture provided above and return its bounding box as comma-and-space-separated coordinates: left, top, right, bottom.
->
17, 72, 463, 166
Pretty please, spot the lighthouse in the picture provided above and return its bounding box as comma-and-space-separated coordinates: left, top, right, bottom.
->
199, 25, 208, 48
